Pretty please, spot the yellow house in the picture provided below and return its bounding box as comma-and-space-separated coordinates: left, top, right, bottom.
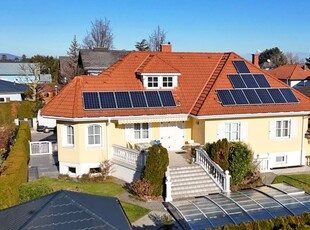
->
42, 45, 310, 179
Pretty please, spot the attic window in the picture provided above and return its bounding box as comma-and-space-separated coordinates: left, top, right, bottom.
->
142, 74, 179, 89
147, 77, 158, 87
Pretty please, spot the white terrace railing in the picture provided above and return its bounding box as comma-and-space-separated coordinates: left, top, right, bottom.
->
195, 147, 231, 193
112, 144, 146, 171
29, 141, 53, 155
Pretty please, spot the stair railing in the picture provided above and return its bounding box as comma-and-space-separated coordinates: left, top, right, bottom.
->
195, 147, 231, 193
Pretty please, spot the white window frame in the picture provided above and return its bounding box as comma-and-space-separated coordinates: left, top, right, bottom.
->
162, 76, 173, 88
225, 122, 240, 141
63, 125, 74, 147
275, 120, 291, 139
87, 124, 102, 147
142, 74, 179, 89
147, 76, 159, 88
134, 123, 149, 140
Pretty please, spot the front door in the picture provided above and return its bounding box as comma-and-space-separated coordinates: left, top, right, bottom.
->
160, 121, 185, 150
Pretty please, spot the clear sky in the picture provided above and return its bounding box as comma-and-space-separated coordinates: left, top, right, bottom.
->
1, 0, 309, 60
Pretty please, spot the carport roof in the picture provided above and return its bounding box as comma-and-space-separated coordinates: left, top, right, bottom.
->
167, 183, 310, 229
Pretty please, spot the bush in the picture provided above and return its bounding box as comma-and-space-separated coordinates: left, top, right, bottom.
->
0, 122, 31, 209
143, 144, 169, 196
205, 139, 230, 170
16, 101, 36, 119
19, 181, 53, 202
131, 179, 154, 198
0, 103, 13, 125
228, 142, 253, 185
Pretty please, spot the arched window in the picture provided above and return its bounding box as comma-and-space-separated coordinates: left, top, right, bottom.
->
67, 125, 74, 145
88, 125, 102, 146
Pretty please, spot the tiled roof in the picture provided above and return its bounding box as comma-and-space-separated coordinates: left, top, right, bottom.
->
0, 79, 28, 92
42, 51, 310, 119
0, 190, 132, 230
268, 64, 310, 80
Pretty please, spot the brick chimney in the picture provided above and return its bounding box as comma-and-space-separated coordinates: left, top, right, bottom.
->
160, 43, 172, 52
252, 54, 259, 67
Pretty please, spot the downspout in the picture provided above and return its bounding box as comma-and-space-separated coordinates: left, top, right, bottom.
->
107, 118, 111, 160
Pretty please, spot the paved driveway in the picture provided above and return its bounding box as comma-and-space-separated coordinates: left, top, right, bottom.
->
29, 131, 59, 181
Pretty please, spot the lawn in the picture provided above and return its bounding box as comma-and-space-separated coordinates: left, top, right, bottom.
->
24, 177, 149, 223
273, 174, 310, 193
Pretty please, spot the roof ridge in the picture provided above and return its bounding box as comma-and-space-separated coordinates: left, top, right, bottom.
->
190, 52, 231, 115
290, 64, 300, 80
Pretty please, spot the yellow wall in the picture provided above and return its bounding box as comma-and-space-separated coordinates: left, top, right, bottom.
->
191, 117, 205, 144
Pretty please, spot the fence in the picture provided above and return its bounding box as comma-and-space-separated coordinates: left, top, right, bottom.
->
29, 141, 52, 155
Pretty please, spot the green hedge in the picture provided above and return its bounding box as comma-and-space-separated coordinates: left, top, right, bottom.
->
0, 122, 31, 209
16, 101, 36, 119
0, 103, 13, 125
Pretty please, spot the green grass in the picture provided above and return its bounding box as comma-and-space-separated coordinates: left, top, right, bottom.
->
24, 177, 150, 222
273, 174, 310, 193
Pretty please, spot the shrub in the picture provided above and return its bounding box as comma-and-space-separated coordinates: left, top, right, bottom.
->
19, 181, 53, 202
131, 179, 154, 199
143, 144, 169, 196
228, 142, 253, 185
205, 139, 230, 170
0, 103, 13, 125
161, 214, 174, 229
16, 101, 36, 119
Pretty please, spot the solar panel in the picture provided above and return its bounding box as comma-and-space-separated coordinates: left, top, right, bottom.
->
115, 92, 132, 108
232, 60, 250, 73
145, 91, 162, 107
159, 91, 176, 107
228, 74, 246, 88
279, 88, 299, 103
230, 89, 248, 105
241, 74, 259, 88
253, 74, 270, 88
99, 92, 116, 108
217, 90, 235, 105
83, 92, 100, 109
243, 89, 262, 104
268, 88, 286, 103
255, 89, 274, 103
130, 91, 147, 108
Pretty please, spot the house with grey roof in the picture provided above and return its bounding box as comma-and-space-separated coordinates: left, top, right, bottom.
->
77, 48, 129, 75
0, 79, 28, 102
0, 63, 51, 83
0, 190, 133, 230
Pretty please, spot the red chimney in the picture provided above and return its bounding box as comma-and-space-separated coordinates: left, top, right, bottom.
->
252, 54, 259, 67
160, 43, 172, 52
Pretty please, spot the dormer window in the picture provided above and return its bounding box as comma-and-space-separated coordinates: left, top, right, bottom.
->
142, 74, 179, 89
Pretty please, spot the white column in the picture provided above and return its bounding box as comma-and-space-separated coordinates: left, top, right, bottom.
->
165, 167, 172, 202
224, 170, 231, 193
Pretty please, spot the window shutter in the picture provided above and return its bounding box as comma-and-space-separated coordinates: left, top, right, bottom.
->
290, 119, 297, 138
240, 122, 248, 141
125, 124, 134, 141
269, 120, 276, 139
217, 123, 225, 140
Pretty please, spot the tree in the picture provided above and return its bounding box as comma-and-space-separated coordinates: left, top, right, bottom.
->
259, 47, 287, 68
285, 52, 302, 64
148, 25, 167, 51
306, 55, 310, 68
1, 54, 7, 61
19, 63, 41, 101
82, 18, 114, 49
21, 54, 27, 62
135, 39, 150, 51
29, 55, 59, 83
67, 35, 80, 63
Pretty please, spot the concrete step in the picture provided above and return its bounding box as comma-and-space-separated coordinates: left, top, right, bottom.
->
171, 174, 212, 183
172, 187, 221, 200
172, 179, 214, 189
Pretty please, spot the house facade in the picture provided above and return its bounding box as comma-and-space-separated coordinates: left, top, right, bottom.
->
42, 45, 310, 177
0, 79, 28, 102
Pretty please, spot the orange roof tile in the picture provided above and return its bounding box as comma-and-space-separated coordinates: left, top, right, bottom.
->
42, 51, 310, 119
268, 64, 310, 80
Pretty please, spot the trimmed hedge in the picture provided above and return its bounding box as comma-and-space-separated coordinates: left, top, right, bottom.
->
0, 103, 13, 125
16, 101, 36, 119
0, 122, 31, 209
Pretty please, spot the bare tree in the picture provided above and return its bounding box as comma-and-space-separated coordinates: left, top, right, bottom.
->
285, 52, 303, 64
83, 18, 114, 49
148, 26, 167, 51
19, 63, 42, 101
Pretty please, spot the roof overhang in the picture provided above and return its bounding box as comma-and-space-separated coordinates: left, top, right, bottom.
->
137, 72, 181, 76
192, 111, 310, 120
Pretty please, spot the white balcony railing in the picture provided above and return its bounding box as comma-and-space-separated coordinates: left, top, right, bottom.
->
112, 144, 146, 170
195, 148, 230, 193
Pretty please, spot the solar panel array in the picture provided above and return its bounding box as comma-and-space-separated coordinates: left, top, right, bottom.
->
228, 74, 270, 88
83, 91, 176, 110
217, 88, 299, 106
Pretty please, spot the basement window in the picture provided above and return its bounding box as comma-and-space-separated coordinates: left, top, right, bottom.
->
68, 167, 76, 174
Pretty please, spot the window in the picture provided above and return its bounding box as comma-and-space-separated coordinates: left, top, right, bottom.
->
68, 167, 76, 174
134, 123, 149, 139
276, 156, 286, 163
66, 125, 74, 145
88, 125, 101, 146
276, 120, 290, 138
147, 77, 158, 87
163, 76, 173, 87
0, 98, 4, 102
225, 122, 240, 141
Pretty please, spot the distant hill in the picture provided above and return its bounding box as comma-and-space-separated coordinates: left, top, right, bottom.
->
0, 53, 21, 61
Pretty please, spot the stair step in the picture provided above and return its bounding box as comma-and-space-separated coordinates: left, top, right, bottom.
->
170, 168, 205, 175
171, 175, 212, 183
172, 187, 221, 197
172, 182, 217, 191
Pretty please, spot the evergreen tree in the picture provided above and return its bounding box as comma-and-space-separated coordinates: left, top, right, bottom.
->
1, 54, 7, 61
135, 39, 150, 51
306, 55, 310, 68
259, 47, 287, 68
67, 35, 80, 63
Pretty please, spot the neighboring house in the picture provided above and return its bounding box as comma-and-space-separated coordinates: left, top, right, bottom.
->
0, 79, 28, 102
0, 190, 132, 230
38, 83, 55, 103
268, 64, 310, 88
77, 48, 129, 75
42, 44, 310, 177
59, 56, 74, 84
0, 62, 52, 83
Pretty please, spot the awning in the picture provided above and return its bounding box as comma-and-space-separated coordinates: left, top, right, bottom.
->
118, 115, 188, 124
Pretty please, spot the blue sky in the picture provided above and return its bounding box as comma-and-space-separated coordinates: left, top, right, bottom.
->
1, 0, 309, 60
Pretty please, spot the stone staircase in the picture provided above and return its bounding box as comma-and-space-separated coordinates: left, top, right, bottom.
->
170, 165, 221, 200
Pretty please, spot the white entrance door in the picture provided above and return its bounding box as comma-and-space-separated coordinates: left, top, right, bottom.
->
160, 121, 185, 150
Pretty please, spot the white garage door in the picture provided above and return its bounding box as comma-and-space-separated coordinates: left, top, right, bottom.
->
160, 121, 185, 150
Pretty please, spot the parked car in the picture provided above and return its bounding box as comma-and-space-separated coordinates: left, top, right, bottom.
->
37, 109, 56, 133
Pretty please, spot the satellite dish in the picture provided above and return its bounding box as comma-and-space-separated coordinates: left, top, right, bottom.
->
267, 59, 271, 63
